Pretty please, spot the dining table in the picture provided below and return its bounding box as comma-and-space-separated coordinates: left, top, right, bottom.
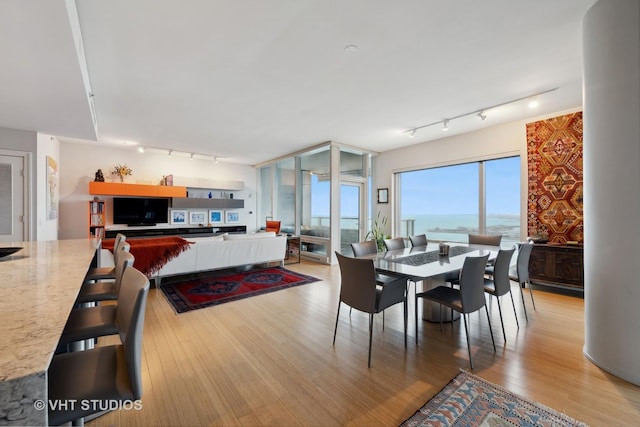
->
354, 242, 499, 322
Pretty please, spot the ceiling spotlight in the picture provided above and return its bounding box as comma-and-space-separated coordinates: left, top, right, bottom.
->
167, 150, 172, 156
409, 129, 416, 138
213, 156, 219, 164
477, 111, 487, 121
344, 44, 358, 53
442, 120, 449, 131
137, 146, 145, 153
190, 153, 195, 160
528, 97, 539, 108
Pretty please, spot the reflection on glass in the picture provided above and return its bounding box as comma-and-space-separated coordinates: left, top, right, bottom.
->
398, 157, 520, 245
0, 164, 12, 234
276, 158, 295, 233
485, 157, 520, 246
259, 165, 272, 226
300, 147, 330, 239
340, 183, 360, 255
399, 163, 479, 243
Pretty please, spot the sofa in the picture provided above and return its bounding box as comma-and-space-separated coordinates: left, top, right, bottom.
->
154, 232, 287, 283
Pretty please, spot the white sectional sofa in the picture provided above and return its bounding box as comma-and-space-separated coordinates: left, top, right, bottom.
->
155, 232, 287, 283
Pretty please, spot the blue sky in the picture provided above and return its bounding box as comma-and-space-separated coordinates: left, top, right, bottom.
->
311, 156, 520, 217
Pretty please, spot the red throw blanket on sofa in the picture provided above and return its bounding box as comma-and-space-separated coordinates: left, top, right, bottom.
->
102, 236, 193, 277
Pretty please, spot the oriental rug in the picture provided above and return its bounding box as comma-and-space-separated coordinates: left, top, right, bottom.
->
160, 266, 320, 313
102, 236, 192, 278
401, 371, 586, 427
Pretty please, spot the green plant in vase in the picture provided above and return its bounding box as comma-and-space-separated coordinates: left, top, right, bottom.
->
366, 212, 390, 252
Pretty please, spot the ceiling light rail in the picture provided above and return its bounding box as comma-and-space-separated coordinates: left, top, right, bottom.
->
134, 144, 224, 162
403, 87, 558, 136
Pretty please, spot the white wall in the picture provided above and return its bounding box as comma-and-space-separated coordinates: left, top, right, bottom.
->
36, 133, 60, 241
59, 142, 257, 239
374, 108, 582, 237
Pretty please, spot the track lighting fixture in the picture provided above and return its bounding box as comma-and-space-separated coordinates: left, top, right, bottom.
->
125, 144, 222, 162
402, 87, 558, 137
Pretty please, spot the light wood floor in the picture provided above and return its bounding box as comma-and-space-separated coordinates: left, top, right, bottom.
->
89, 260, 640, 426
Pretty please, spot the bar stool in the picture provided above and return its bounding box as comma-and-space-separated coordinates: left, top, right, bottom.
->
48, 267, 150, 426
75, 248, 133, 304
62, 259, 137, 346
84, 233, 127, 282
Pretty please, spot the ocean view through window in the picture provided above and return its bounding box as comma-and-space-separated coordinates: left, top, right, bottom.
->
397, 156, 520, 246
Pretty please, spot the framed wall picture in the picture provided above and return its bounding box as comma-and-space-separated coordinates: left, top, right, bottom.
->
189, 211, 207, 225
377, 188, 388, 204
170, 209, 187, 225
225, 211, 240, 223
208, 209, 223, 224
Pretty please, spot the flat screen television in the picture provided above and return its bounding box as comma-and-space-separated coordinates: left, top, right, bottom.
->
113, 197, 169, 226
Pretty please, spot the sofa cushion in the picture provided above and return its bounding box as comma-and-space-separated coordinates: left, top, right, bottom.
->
223, 232, 276, 240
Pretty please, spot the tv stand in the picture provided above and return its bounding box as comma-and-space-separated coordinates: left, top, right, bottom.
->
104, 225, 247, 239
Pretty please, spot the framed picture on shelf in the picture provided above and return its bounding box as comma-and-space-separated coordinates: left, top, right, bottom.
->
225, 211, 240, 223
208, 210, 223, 224
189, 211, 207, 225
170, 209, 187, 225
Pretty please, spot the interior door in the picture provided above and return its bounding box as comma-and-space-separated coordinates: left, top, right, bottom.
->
0, 154, 25, 242
339, 182, 363, 255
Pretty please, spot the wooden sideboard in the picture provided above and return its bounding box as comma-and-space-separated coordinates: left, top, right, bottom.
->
529, 244, 584, 290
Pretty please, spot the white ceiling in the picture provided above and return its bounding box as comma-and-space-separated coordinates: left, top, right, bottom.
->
0, 0, 596, 165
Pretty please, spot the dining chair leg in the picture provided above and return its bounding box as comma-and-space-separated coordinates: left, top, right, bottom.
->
403, 297, 408, 348
462, 313, 473, 369
518, 282, 529, 322
368, 313, 374, 368
527, 280, 537, 310
495, 296, 506, 342
382, 310, 385, 331
509, 289, 520, 329
333, 301, 341, 345
485, 304, 497, 352
414, 295, 419, 344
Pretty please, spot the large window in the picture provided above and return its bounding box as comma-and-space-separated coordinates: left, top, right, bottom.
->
397, 156, 520, 246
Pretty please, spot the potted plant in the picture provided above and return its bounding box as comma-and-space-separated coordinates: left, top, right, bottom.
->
366, 212, 390, 252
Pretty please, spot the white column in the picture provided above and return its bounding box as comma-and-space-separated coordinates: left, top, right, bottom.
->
583, 0, 640, 386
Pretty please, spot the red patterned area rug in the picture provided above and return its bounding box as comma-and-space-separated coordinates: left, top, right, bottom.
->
160, 266, 320, 314
401, 371, 586, 427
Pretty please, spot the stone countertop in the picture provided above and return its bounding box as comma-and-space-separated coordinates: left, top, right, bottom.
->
0, 239, 98, 425
0, 239, 98, 381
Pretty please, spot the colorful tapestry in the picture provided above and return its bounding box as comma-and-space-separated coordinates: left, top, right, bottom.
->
401, 370, 586, 426
526, 112, 583, 244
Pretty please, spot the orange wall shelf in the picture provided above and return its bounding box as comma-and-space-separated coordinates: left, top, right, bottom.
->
89, 181, 187, 198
